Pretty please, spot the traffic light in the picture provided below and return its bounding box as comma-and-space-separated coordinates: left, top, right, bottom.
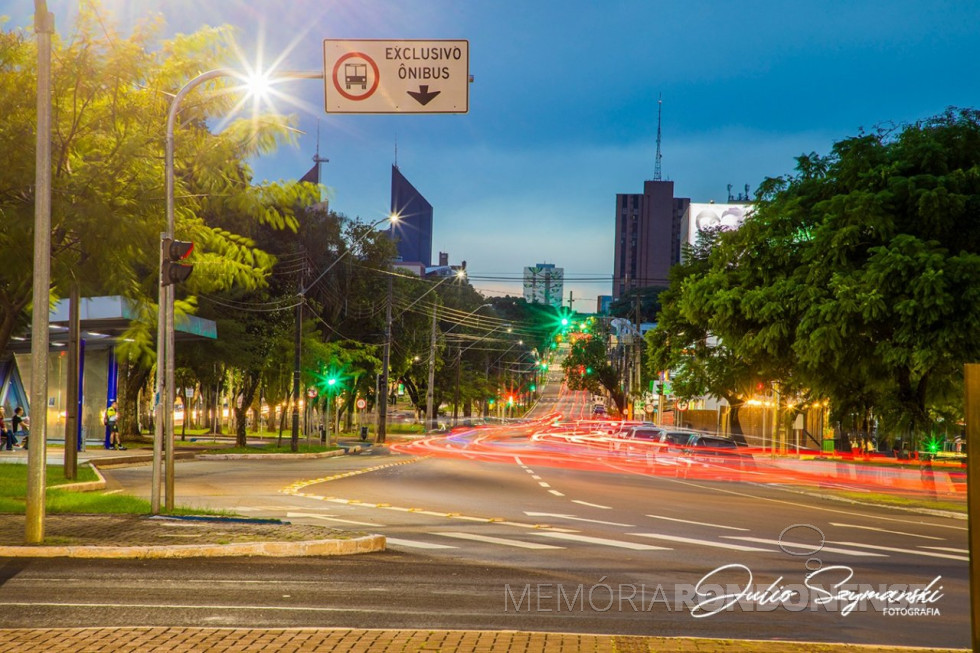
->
162, 237, 194, 286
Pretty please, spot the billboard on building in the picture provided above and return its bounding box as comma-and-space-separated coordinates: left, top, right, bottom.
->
523, 264, 563, 309
682, 202, 754, 246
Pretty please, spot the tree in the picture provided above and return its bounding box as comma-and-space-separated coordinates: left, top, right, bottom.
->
673, 109, 980, 446
646, 231, 758, 441
562, 321, 626, 413
0, 3, 318, 375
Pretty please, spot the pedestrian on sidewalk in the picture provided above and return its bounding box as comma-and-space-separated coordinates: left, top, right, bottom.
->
105, 400, 126, 450
8, 406, 24, 449
0, 407, 8, 450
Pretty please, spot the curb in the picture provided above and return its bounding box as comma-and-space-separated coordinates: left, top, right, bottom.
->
197, 448, 349, 461
766, 483, 967, 520
48, 464, 107, 493
0, 533, 385, 559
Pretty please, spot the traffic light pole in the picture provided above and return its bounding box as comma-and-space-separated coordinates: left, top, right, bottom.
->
156, 69, 323, 512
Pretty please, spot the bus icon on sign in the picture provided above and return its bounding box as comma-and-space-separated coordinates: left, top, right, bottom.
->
344, 63, 367, 90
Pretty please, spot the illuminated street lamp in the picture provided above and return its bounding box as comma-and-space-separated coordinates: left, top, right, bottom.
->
155, 67, 323, 513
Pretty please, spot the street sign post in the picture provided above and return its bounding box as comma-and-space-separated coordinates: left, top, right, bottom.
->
323, 39, 469, 113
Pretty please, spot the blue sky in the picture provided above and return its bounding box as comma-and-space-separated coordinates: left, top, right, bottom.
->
6, 1, 980, 309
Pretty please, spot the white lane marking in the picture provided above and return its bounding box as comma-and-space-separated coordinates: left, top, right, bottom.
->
534, 531, 672, 551
514, 456, 523, 466
533, 531, 670, 551
829, 541, 969, 562
538, 481, 551, 488
631, 533, 774, 552
571, 500, 612, 510
646, 514, 748, 531
524, 511, 634, 527
385, 538, 456, 549
531, 475, 542, 480
920, 546, 969, 554
434, 532, 564, 549
285, 512, 379, 527
829, 522, 944, 540
723, 536, 888, 557
548, 490, 565, 496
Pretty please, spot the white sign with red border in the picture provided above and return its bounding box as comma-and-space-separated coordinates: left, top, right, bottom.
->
323, 39, 469, 114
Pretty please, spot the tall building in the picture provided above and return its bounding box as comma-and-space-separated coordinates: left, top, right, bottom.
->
612, 180, 690, 298
523, 263, 564, 309
389, 165, 433, 266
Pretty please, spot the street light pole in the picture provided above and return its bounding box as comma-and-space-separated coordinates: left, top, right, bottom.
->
157, 69, 323, 512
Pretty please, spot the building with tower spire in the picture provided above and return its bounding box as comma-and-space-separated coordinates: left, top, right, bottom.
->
612, 96, 689, 299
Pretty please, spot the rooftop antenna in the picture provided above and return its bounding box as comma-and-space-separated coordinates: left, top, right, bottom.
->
312, 120, 329, 173
394, 134, 398, 169
653, 93, 663, 181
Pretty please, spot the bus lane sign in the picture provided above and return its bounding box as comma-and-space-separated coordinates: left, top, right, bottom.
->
323, 39, 469, 114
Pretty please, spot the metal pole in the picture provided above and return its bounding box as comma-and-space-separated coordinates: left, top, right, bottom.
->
964, 363, 980, 653
291, 287, 302, 452
425, 303, 438, 430
26, 2, 54, 544
158, 69, 324, 503
378, 276, 393, 443
453, 346, 461, 426
64, 281, 79, 480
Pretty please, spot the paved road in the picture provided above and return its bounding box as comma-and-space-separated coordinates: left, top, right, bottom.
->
44, 427, 961, 650
4, 374, 967, 649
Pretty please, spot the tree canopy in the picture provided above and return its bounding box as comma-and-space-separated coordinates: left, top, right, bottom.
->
648, 108, 980, 444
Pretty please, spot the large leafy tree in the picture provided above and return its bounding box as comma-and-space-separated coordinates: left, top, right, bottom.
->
0, 3, 317, 369
646, 231, 758, 441
674, 109, 980, 445
563, 320, 626, 413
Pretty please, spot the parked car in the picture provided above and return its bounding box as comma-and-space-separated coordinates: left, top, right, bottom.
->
678, 433, 753, 477
621, 424, 665, 460
591, 404, 607, 417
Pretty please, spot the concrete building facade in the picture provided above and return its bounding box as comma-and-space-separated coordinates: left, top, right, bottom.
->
613, 180, 690, 299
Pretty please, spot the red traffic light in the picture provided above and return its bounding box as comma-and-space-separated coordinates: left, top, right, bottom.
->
162, 237, 194, 286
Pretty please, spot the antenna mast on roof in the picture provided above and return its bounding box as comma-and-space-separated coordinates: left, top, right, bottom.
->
312, 120, 329, 169
654, 93, 663, 181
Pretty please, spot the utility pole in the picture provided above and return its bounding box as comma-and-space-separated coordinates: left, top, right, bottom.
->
290, 280, 303, 452
377, 275, 393, 443
26, 0, 54, 544
965, 364, 980, 652
425, 303, 438, 429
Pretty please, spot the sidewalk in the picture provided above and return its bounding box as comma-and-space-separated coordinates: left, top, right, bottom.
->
0, 627, 965, 652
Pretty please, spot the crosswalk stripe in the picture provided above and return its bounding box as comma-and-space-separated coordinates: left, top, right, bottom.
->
830, 541, 969, 562
285, 512, 378, 527
723, 536, 887, 557
385, 538, 456, 549
920, 546, 969, 554
646, 514, 748, 531
533, 532, 670, 551
434, 532, 564, 549
571, 500, 612, 510
630, 533, 773, 552
829, 522, 944, 540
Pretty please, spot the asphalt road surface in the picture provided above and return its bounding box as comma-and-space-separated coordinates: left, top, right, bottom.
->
2, 377, 968, 649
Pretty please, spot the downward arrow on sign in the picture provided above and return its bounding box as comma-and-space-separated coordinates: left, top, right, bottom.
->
407, 85, 441, 105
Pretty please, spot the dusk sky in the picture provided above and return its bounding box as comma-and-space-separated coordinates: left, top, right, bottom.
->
6, 1, 980, 309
